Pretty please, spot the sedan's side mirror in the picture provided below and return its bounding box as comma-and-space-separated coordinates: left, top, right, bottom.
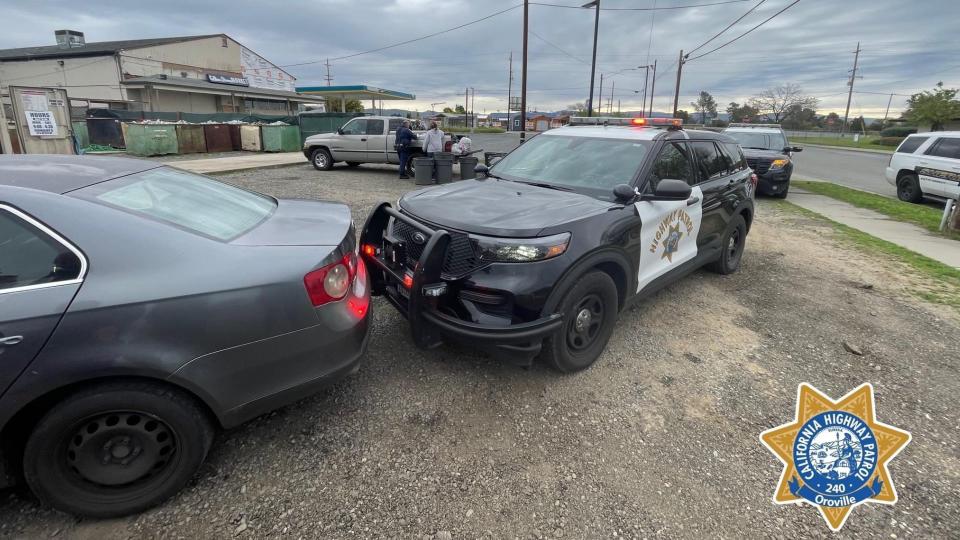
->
613, 183, 638, 201
474, 164, 489, 178
640, 179, 692, 202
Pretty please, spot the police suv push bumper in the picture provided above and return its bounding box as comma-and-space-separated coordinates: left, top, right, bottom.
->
359, 202, 563, 353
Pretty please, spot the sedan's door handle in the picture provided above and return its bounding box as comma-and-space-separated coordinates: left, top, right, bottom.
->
686, 196, 701, 206
0, 336, 23, 346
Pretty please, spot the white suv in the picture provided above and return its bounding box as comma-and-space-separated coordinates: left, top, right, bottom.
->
885, 132, 960, 203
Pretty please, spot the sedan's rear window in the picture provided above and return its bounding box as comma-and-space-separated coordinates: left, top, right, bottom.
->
74, 167, 275, 240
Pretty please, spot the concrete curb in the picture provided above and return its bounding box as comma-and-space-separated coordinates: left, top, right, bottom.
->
796, 143, 894, 155
176, 161, 308, 176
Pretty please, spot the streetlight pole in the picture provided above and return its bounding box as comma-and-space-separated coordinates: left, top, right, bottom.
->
583, 0, 600, 117
641, 66, 650, 117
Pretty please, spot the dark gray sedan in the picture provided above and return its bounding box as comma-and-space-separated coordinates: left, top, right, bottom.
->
0, 155, 370, 517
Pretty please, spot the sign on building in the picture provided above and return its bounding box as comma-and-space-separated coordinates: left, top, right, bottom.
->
240, 47, 295, 92
26, 111, 58, 136
207, 74, 250, 86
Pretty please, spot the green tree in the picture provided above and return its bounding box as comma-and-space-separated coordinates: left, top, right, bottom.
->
726, 102, 759, 123
904, 82, 960, 131
782, 105, 818, 130
324, 98, 363, 113
690, 91, 718, 124
442, 107, 454, 113
674, 109, 690, 122
455, 105, 466, 114
849, 115, 866, 133
824, 112, 841, 129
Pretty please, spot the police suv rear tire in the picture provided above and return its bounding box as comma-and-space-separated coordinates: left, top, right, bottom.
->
543, 271, 619, 373
896, 172, 923, 203
311, 148, 333, 171
707, 215, 747, 275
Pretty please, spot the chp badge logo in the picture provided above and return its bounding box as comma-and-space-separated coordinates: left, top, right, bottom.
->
650, 209, 694, 263
760, 383, 911, 531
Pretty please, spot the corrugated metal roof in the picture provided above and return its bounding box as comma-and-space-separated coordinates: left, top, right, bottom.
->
0, 35, 222, 61
122, 75, 326, 102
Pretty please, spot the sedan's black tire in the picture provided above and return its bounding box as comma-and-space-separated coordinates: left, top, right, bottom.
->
542, 271, 619, 373
897, 173, 923, 203
346, 161, 361, 167
707, 214, 747, 275
23, 381, 214, 518
311, 148, 333, 171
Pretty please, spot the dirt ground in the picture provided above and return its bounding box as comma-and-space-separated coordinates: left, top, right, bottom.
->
1, 164, 958, 539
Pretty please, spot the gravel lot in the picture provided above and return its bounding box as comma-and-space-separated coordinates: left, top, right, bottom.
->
2, 162, 958, 539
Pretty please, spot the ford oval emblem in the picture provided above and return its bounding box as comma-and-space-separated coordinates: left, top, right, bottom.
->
412, 231, 427, 245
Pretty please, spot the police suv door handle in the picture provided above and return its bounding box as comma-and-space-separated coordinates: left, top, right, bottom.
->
361, 138, 367, 142
686, 195, 700, 206
0, 335, 23, 346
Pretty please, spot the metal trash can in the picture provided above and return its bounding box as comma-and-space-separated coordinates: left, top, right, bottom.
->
434, 157, 454, 184
484, 151, 507, 166
458, 156, 479, 180
413, 157, 434, 185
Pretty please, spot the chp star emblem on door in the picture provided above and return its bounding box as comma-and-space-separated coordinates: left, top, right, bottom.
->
660, 223, 683, 262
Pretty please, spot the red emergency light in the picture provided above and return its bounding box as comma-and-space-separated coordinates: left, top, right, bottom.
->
631, 117, 682, 128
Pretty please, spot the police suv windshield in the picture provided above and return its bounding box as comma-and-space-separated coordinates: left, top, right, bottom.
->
725, 131, 787, 151
490, 133, 651, 193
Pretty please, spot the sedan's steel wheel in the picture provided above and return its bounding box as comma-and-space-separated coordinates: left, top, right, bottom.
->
66, 411, 177, 488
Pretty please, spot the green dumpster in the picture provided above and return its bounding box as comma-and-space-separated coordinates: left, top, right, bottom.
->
71, 121, 89, 148
123, 123, 179, 156
261, 124, 301, 152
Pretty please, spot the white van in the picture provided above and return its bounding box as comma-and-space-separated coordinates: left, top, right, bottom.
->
885, 132, 960, 203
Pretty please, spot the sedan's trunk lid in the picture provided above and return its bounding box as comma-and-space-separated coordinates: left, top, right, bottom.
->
231, 199, 353, 246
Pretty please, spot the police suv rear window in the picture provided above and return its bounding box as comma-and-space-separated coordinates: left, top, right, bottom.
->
897, 137, 928, 154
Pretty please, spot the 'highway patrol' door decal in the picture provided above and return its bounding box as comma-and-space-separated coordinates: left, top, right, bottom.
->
634, 186, 703, 293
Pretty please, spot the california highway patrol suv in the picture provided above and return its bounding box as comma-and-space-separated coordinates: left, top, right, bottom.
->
360, 117, 756, 372
722, 123, 802, 198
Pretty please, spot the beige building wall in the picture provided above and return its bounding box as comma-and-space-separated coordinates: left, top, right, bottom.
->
154, 90, 217, 113
0, 55, 124, 102
119, 36, 241, 80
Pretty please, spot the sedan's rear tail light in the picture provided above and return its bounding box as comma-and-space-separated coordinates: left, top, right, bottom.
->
304, 254, 356, 307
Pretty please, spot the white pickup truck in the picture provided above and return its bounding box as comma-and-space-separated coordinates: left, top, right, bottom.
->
302, 116, 452, 174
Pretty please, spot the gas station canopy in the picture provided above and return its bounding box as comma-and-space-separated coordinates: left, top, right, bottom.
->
295, 85, 415, 101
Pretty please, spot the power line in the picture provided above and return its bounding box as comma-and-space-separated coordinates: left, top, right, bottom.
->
280, 4, 522, 67
529, 0, 750, 10
529, 30, 589, 65
685, 0, 766, 57
685, 0, 801, 62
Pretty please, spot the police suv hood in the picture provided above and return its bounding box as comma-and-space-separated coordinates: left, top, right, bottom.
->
398, 178, 614, 238
740, 148, 788, 160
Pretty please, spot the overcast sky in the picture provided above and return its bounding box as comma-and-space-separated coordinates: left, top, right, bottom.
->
2, 0, 958, 116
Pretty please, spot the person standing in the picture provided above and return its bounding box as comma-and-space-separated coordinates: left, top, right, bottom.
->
422, 122, 444, 157
395, 120, 417, 179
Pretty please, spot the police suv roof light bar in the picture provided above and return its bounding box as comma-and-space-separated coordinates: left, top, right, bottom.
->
568, 116, 683, 130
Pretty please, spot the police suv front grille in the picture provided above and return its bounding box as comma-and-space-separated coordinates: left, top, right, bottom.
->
391, 218, 484, 278
746, 158, 771, 175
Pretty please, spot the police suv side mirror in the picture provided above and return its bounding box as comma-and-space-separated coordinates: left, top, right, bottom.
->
474, 164, 489, 178
791, 146, 803, 152
613, 183, 638, 201
640, 179, 692, 202
337, 128, 344, 135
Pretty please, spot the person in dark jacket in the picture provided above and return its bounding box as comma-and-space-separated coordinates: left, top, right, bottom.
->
396, 120, 417, 179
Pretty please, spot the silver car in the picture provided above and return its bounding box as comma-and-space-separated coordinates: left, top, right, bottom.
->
0, 155, 370, 517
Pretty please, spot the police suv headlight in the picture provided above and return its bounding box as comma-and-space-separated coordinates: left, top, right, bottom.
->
770, 158, 790, 170
472, 232, 571, 263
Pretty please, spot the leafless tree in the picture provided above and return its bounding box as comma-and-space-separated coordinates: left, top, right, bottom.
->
748, 84, 818, 123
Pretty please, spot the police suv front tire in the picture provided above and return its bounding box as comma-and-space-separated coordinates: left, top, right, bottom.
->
311, 148, 333, 171
543, 271, 619, 373
707, 214, 747, 275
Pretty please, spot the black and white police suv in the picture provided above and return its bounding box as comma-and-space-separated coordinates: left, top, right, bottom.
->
360, 117, 757, 372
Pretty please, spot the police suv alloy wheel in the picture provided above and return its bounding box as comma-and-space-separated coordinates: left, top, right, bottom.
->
707, 215, 747, 275
22, 382, 214, 518
543, 271, 619, 373
311, 148, 333, 171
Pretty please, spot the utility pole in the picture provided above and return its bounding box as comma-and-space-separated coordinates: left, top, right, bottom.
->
648, 60, 657, 118
882, 93, 894, 124
324, 59, 333, 86
672, 50, 684, 117
609, 79, 614, 114
470, 87, 476, 133
584, 0, 600, 117
842, 42, 861, 135
465, 87, 470, 130
507, 51, 513, 132
642, 66, 649, 117
598, 73, 604, 116
521, 0, 529, 141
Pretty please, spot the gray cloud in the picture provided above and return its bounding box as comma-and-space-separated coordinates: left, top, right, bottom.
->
2, 0, 957, 115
